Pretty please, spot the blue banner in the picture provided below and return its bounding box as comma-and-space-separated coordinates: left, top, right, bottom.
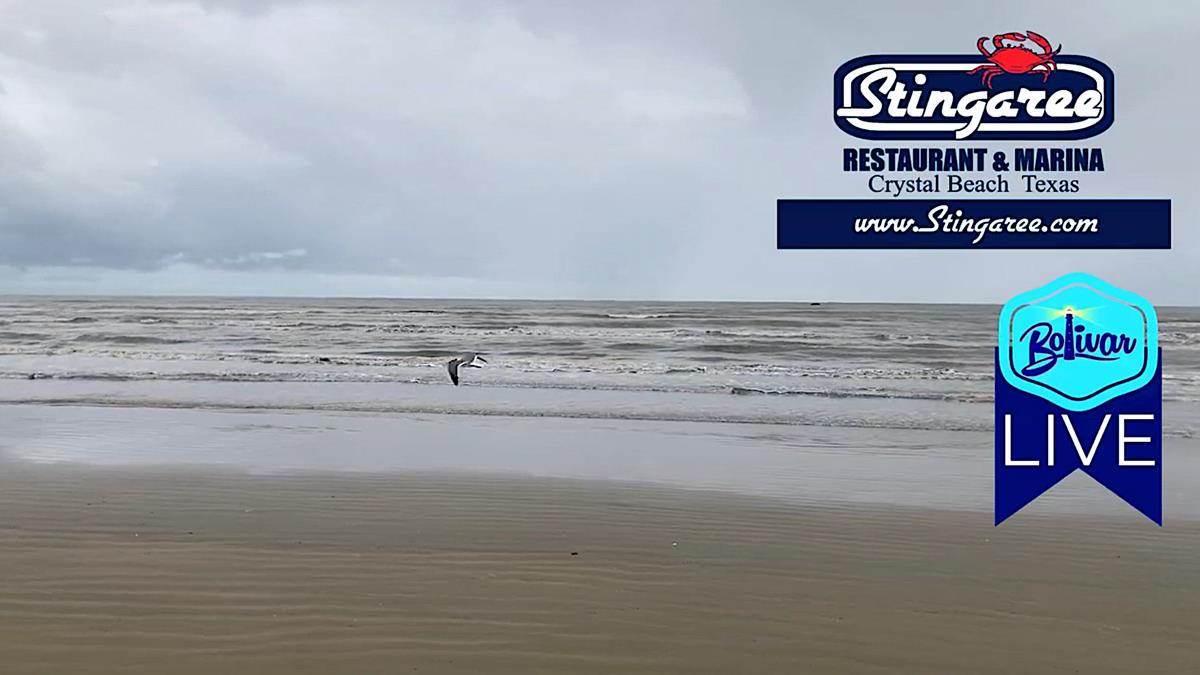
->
994, 273, 1163, 525
777, 199, 1169, 249
995, 349, 1162, 524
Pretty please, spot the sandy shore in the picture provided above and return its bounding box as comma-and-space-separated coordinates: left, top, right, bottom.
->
1, 458, 1198, 674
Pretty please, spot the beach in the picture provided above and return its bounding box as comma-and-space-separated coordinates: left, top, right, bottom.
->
2, 403, 1200, 674
1, 297, 1199, 672
2, 1, 1197, 671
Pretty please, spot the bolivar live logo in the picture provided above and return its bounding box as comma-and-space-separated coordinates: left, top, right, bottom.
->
835, 30, 1113, 140
995, 273, 1162, 524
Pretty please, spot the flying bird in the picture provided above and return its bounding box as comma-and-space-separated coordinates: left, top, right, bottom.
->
446, 353, 487, 386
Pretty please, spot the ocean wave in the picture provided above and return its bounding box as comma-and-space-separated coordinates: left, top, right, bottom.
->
1162, 331, 1200, 345
0, 331, 52, 342
604, 313, 671, 319
1, 394, 1195, 439
0, 394, 996, 431
0, 366, 991, 396
729, 386, 998, 403
9, 368, 1197, 406
0, 348, 997, 381
71, 333, 193, 346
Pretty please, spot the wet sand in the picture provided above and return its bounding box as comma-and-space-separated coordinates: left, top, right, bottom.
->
2, 459, 1198, 674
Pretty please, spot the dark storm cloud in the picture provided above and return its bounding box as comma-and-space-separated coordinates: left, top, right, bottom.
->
0, 0, 1196, 302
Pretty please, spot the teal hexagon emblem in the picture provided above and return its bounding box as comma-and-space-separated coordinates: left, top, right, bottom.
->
998, 273, 1158, 412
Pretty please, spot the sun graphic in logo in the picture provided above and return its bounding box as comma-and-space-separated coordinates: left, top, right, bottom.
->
1045, 305, 1100, 324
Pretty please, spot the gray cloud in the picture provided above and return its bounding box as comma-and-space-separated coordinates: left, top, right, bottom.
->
0, 0, 1195, 303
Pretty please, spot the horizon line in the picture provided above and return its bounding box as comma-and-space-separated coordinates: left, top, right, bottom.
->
1, 291, 1197, 309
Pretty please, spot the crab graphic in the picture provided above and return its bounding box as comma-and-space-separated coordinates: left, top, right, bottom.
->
968, 30, 1061, 89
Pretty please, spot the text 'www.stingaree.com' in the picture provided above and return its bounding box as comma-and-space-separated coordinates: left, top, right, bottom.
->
854, 204, 1099, 245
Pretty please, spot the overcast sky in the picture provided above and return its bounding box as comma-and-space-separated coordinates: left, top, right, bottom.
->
0, 0, 1195, 303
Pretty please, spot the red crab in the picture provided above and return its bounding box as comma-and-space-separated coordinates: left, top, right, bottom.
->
968, 30, 1061, 89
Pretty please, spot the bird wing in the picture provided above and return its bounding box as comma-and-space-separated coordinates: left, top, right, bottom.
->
447, 359, 460, 385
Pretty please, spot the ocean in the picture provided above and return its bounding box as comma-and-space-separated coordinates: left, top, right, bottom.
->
0, 296, 1197, 436
1, 295, 1198, 518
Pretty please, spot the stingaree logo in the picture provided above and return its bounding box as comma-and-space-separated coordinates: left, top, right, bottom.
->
835, 31, 1114, 140
995, 273, 1162, 525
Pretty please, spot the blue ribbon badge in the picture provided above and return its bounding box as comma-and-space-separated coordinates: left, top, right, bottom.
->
995, 272, 1162, 524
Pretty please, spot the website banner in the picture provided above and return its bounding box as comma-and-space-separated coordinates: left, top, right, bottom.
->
777, 199, 1170, 249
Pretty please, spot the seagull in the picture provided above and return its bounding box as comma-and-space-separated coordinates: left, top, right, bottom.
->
446, 353, 487, 386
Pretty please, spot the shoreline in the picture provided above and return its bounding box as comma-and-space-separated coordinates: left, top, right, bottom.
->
4, 401, 1199, 520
